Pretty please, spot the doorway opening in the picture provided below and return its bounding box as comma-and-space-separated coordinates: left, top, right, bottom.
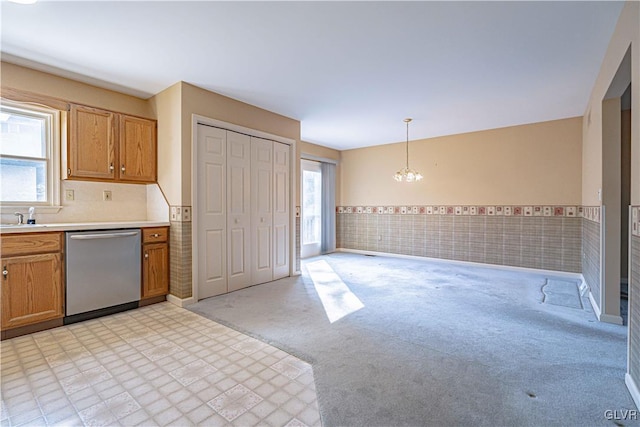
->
621, 82, 631, 325
301, 159, 322, 258
601, 46, 630, 326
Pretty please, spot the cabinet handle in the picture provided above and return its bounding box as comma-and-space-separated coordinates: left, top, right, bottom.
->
109, 163, 114, 171
152, 233, 160, 238
144, 252, 149, 259
2, 266, 7, 279
121, 165, 125, 174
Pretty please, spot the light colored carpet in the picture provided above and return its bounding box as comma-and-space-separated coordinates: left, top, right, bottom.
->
189, 253, 638, 426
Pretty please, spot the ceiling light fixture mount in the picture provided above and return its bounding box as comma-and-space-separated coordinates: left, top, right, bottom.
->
394, 118, 423, 183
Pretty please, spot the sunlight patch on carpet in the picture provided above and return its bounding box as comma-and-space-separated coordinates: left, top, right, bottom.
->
306, 260, 364, 323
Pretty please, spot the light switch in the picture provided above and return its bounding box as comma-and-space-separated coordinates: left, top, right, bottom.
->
65, 189, 75, 201
103, 190, 112, 201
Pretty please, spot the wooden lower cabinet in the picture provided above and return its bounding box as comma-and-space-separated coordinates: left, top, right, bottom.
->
142, 227, 169, 299
1, 235, 64, 331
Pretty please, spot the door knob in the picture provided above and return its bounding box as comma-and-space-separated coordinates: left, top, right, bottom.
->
2, 267, 7, 279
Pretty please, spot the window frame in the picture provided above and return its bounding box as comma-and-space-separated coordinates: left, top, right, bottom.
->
0, 99, 63, 212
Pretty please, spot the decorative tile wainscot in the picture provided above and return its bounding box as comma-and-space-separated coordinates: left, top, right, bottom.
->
581, 206, 601, 304
336, 205, 582, 273
170, 206, 193, 299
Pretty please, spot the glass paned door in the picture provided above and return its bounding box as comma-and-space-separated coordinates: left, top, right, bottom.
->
301, 160, 322, 258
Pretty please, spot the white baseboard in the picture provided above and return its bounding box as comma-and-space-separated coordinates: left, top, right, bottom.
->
588, 291, 602, 318
336, 248, 584, 280
586, 291, 624, 325
626, 373, 640, 410
166, 294, 195, 307
600, 312, 624, 325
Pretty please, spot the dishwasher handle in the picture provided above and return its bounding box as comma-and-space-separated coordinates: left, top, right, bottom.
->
69, 231, 139, 240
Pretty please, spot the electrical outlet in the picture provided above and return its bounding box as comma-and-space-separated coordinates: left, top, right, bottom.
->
103, 190, 112, 201
296, 206, 301, 218
182, 207, 191, 222
65, 189, 74, 201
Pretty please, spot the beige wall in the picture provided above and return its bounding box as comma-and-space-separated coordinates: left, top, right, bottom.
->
300, 140, 341, 204
340, 117, 582, 206
582, 1, 639, 205
149, 82, 183, 206
180, 82, 301, 206
1, 62, 152, 118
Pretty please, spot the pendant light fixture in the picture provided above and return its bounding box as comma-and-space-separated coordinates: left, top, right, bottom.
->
394, 118, 423, 182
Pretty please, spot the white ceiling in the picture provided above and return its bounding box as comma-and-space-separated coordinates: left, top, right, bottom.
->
1, 1, 624, 150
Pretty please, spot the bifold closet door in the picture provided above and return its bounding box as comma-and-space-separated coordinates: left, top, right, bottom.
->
197, 125, 227, 299
273, 142, 290, 279
227, 131, 252, 292
251, 137, 274, 285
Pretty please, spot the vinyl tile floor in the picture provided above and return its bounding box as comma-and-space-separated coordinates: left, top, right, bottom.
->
0, 302, 321, 427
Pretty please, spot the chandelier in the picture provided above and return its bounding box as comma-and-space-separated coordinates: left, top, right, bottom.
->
394, 118, 423, 182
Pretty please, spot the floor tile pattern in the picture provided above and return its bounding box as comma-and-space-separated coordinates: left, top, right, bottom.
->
0, 303, 320, 426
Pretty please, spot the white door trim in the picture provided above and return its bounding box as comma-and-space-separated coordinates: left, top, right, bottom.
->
192, 114, 297, 302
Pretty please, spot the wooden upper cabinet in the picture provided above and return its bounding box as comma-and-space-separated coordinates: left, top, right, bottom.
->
69, 105, 116, 180
67, 104, 157, 183
119, 115, 157, 182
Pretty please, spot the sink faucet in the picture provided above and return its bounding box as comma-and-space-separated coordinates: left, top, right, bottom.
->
14, 212, 23, 225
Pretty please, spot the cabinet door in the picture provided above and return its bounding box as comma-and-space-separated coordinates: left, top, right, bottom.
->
1, 253, 63, 330
69, 105, 116, 180
143, 243, 169, 298
120, 115, 156, 183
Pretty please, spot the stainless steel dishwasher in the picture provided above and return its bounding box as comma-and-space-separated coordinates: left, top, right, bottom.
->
66, 229, 141, 317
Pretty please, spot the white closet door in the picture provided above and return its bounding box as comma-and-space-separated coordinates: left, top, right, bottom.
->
197, 124, 227, 299
227, 131, 252, 291
273, 141, 290, 279
251, 137, 274, 285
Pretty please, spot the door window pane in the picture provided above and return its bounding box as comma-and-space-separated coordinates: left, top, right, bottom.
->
303, 170, 322, 245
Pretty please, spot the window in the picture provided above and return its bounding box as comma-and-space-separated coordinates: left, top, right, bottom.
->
0, 100, 61, 208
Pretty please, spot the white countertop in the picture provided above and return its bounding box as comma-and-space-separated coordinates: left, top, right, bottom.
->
0, 221, 170, 234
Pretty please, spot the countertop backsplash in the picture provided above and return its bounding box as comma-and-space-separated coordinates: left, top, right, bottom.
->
1, 181, 169, 225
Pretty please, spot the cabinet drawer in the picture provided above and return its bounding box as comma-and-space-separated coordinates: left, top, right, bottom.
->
142, 227, 168, 243
1, 233, 63, 257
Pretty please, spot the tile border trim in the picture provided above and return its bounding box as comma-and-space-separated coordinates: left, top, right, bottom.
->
582, 206, 601, 224
337, 204, 583, 217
